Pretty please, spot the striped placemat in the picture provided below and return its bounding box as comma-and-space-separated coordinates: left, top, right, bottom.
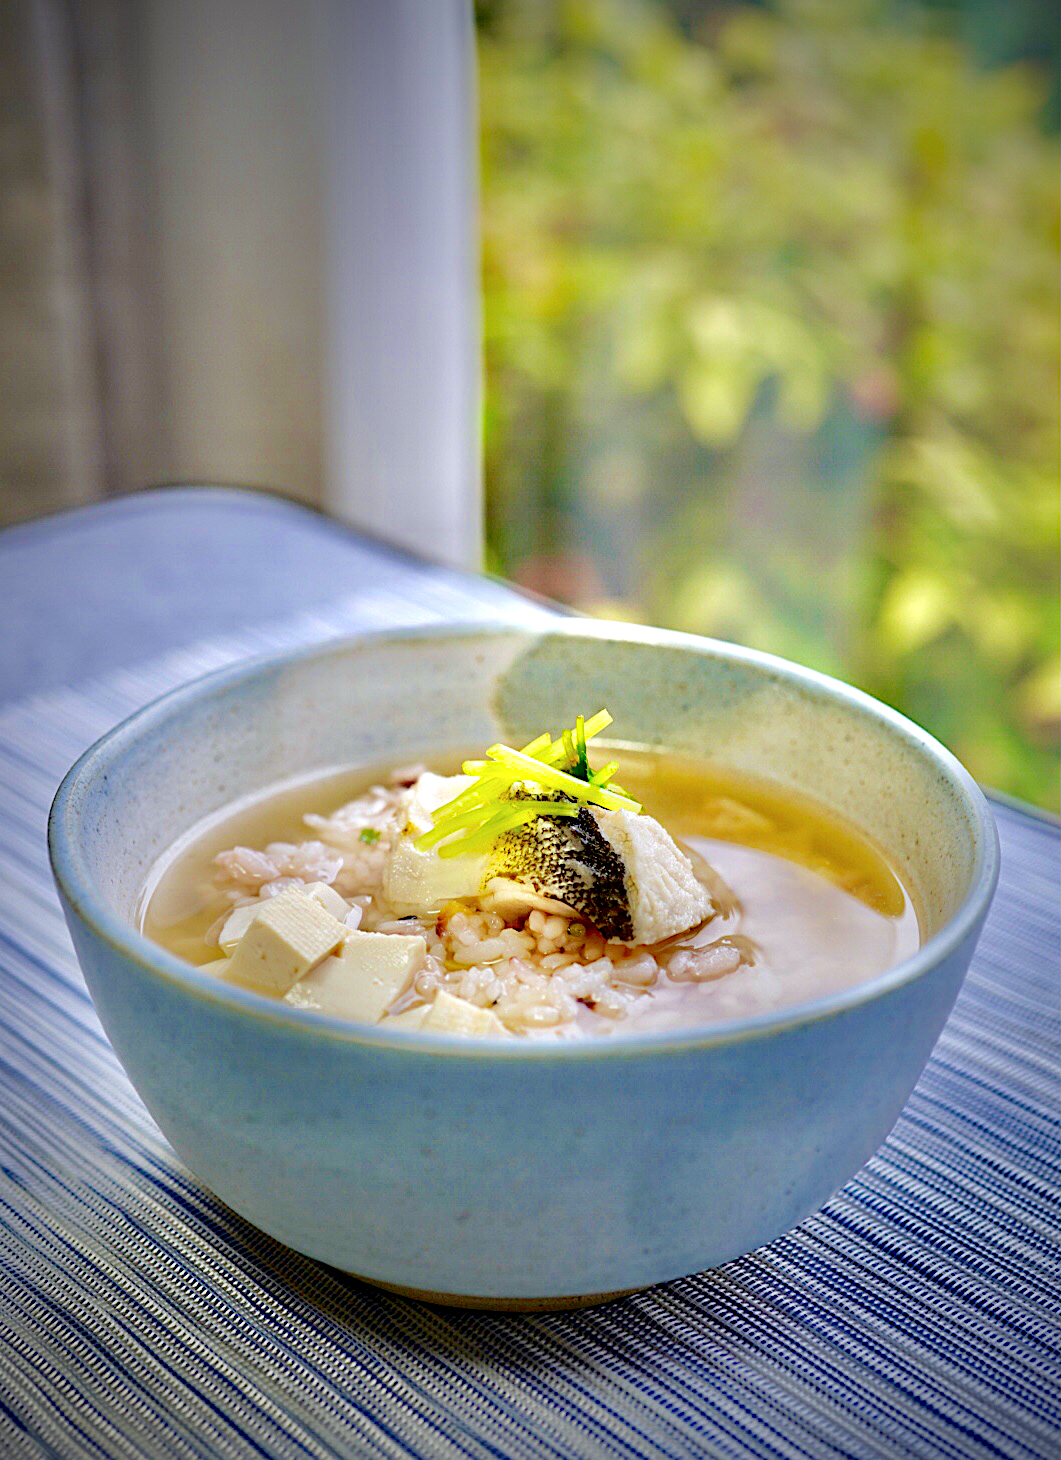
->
0, 583, 1057, 1459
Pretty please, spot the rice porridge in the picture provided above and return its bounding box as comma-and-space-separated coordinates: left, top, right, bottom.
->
141, 714, 920, 1038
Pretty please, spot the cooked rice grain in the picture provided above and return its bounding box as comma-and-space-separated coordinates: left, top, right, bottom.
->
212, 780, 734, 1034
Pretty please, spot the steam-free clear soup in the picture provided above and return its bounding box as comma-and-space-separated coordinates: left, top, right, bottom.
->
142, 749, 921, 1035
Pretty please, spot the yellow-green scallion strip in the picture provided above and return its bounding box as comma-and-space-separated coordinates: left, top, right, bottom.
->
436, 771, 507, 815
577, 708, 613, 739
484, 745, 641, 812
436, 800, 578, 858
414, 708, 634, 854
531, 709, 613, 769
460, 730, 552, 781
588, 762, 633, 797
414, 800, 501, 850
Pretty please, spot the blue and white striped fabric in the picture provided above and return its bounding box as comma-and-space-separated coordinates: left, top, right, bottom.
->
1, 565, 1057, 1458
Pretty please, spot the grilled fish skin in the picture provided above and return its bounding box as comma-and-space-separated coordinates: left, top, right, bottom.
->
484, 801, 715, 945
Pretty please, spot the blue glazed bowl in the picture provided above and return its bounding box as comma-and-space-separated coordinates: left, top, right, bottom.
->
49, 622, 998, 1308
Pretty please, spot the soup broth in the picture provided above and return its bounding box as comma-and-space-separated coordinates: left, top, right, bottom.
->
142, 749, 920, 1037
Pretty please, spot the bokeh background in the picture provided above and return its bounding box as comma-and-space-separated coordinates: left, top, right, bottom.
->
2, 0, 1058, 807
479, 0, 1059, 810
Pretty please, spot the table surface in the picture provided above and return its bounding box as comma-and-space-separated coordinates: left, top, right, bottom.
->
1, 489, 1057, 1460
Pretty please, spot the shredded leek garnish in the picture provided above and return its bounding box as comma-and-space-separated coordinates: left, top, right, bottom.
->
437, 801, 579, 859
413, 709, 641, 858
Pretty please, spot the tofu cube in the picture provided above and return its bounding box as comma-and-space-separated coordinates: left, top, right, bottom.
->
383, 840, 488, 915
225, 887, 346, 995
218, 881, 349, 953
380, 1003, 429, 1031
302, 881, 350, 920
198, 956, 231, 979
381, 772, 488, 914
218, 902, 263, 953
422, 989, 508, 1037
285, 931, 426, 1023
405, 772, 476, 834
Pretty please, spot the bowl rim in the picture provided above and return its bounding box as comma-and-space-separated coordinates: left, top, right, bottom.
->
48, 619, 1000, 1059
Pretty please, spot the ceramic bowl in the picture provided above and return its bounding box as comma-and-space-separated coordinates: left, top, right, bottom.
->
49, 622, 998, 1308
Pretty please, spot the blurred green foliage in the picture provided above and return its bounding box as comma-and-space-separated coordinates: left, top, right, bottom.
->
478, 0, 1060, 809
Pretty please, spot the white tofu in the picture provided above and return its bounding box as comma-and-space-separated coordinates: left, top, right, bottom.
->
383, 839, 488, 915
285, 931, 426, 1023
198, 956, 231, 979
383, 769, 489, 913
226, 887, 346, 995
219, 881, 350, 953
422, 989, 508, 1037
303, 880, 351, 920
218, 901, 264, 953
381, 1003, 429, 1031
404, 772, 476, 833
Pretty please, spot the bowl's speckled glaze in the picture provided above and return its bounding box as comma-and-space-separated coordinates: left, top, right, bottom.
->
49, 623, 998, 1307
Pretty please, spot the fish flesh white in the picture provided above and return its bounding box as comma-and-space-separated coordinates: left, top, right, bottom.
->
382, 773, 716, 944
482, 802, 715, 945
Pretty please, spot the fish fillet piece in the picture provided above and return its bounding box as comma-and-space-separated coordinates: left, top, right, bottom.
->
483, 803, 714, 945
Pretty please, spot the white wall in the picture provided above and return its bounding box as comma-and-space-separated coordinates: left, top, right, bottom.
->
141, 0, 481, 569
141, 0, 324, 503
324, 0, 482, 569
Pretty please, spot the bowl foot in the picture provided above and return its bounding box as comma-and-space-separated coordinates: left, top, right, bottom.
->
346, 1273, 643, 1311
